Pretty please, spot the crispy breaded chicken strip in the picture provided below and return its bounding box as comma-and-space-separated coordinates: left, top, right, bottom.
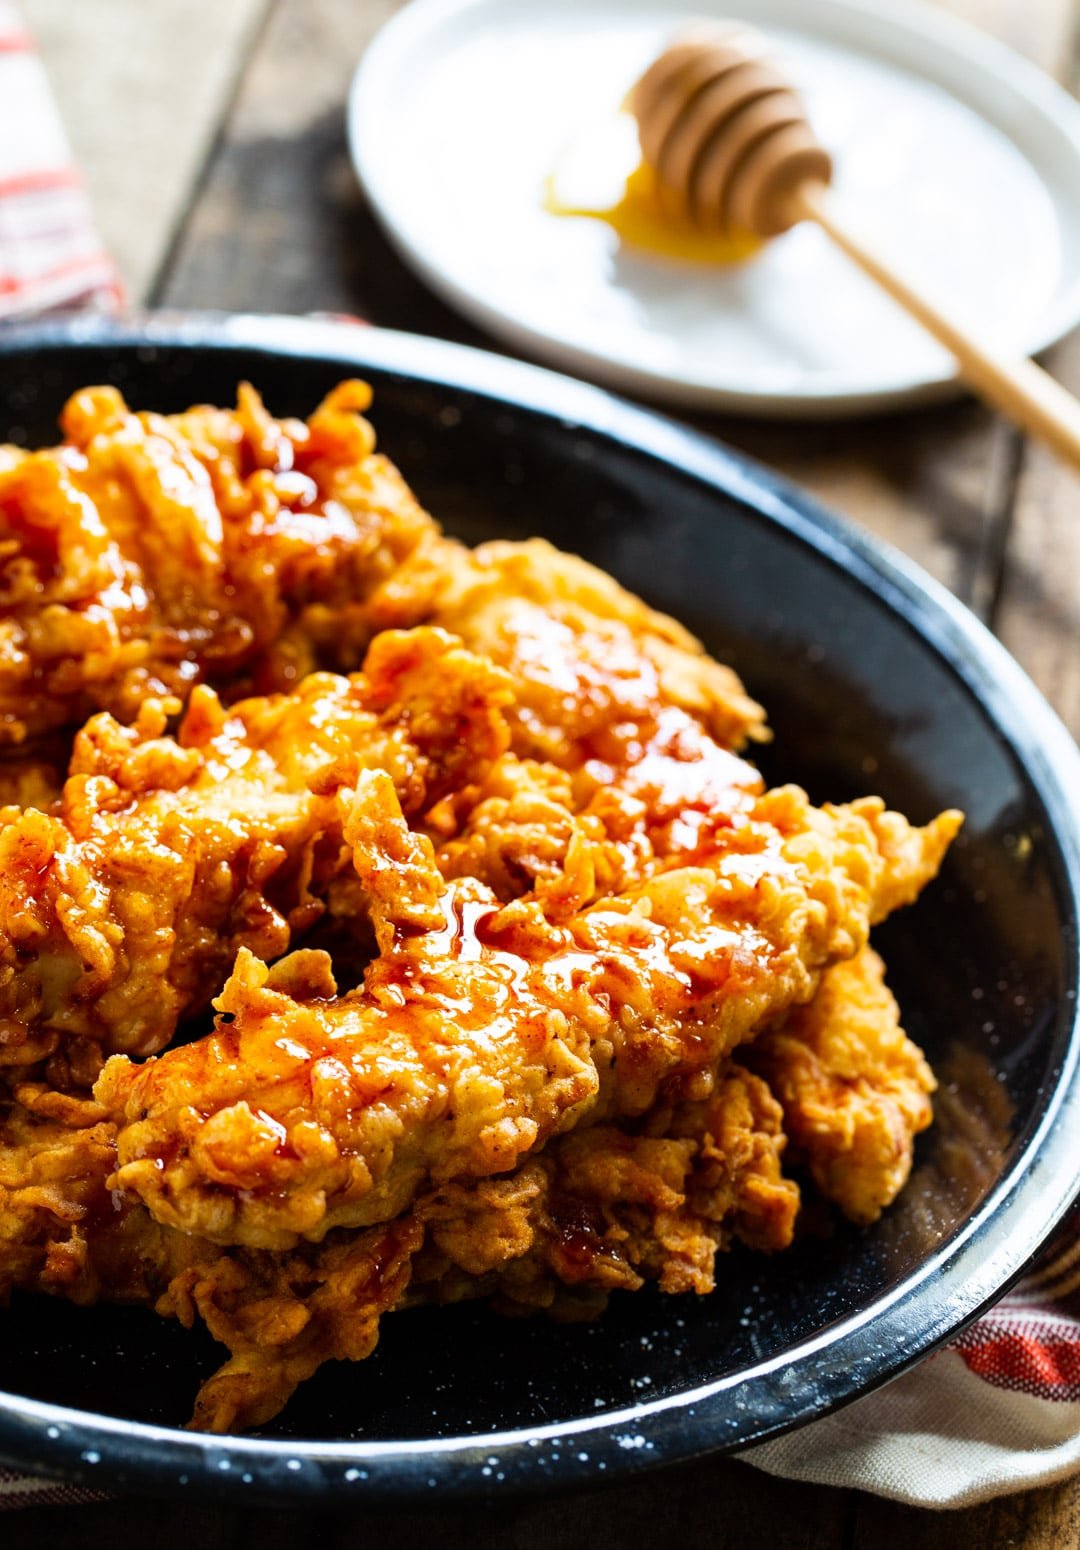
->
433, 722, 766, 910
0, 382, 434, 747
0, 511, 772, 1067
431, 728, 767, 921
96, 772, 959, 1250
0, 610, 765, 1070
0, 629, 512, 1060
414, 1060, 799, 1312
1, 383, 766, 760
747, 946, 935, 1225
0, 1063, 796, 1433
427, 537, 767, 760
187, 1068, 798, 1433
0, 1080, 118, 1301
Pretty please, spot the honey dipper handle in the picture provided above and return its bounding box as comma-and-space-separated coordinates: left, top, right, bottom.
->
794, 182, 1080, 469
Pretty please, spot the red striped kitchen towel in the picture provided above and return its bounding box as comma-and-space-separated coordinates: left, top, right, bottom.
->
0, 0, 121, 317
741, 1206, 1080, 1507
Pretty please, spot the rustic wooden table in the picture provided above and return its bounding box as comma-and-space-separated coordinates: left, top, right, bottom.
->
8, 0, 1080, 1543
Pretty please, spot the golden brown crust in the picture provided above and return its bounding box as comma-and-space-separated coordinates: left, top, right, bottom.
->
0, 629, 513, 1057
94, 779, 955, 1251
0, 1062, 796, 1433
0, 381, 433, 747
748, 947, 935, 1225
428, 537, 768, 757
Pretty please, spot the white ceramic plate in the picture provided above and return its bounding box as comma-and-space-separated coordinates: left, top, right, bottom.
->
348, 0, 1080, 416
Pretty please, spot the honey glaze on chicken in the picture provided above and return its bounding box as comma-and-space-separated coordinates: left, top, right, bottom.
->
0, 381, 959, 1432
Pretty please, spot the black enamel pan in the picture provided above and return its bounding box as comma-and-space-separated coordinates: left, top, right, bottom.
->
0, 314, 1077, 1505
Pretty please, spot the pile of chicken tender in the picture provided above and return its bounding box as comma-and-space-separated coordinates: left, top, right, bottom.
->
0, 381, 959, 1431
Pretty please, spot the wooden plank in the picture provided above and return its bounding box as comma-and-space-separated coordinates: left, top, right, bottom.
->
990, 0, 1080, 740
23, 0, 272, 302
8, 1463, 1080, 1550
993, 329, 1080, 737
157, 0, 476, 330
0, 1498, 243, 1550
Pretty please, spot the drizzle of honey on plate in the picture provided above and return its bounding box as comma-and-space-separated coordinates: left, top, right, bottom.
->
544, 112, 761, 267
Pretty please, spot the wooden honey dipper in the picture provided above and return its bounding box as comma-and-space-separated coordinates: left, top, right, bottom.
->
630, 26, 1080, 464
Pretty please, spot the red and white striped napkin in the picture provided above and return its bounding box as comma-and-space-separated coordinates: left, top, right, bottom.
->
1, 0, 1079, 1514
743, 1209, 1080, 1507
0, 0, 121, 317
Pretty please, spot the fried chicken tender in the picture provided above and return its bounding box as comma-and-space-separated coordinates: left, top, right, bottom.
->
414, 1060, 799, 1313
95, 774, 958, 1250
426, 537, 767, 759
0, 1060, 796, 1433
0, 381, 434, 747
0, 599, 761, 1069
0, 628, 512, 1061
433, 721, 766, 912
186, 1067, 798, 1433
0, 950, 940, 1432
0, 445, 772, 1071
1, 382, 764, 763
748, 946, 935, 1224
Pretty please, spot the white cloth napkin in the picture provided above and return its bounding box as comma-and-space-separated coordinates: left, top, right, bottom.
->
743, 1222, 1080, 1508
